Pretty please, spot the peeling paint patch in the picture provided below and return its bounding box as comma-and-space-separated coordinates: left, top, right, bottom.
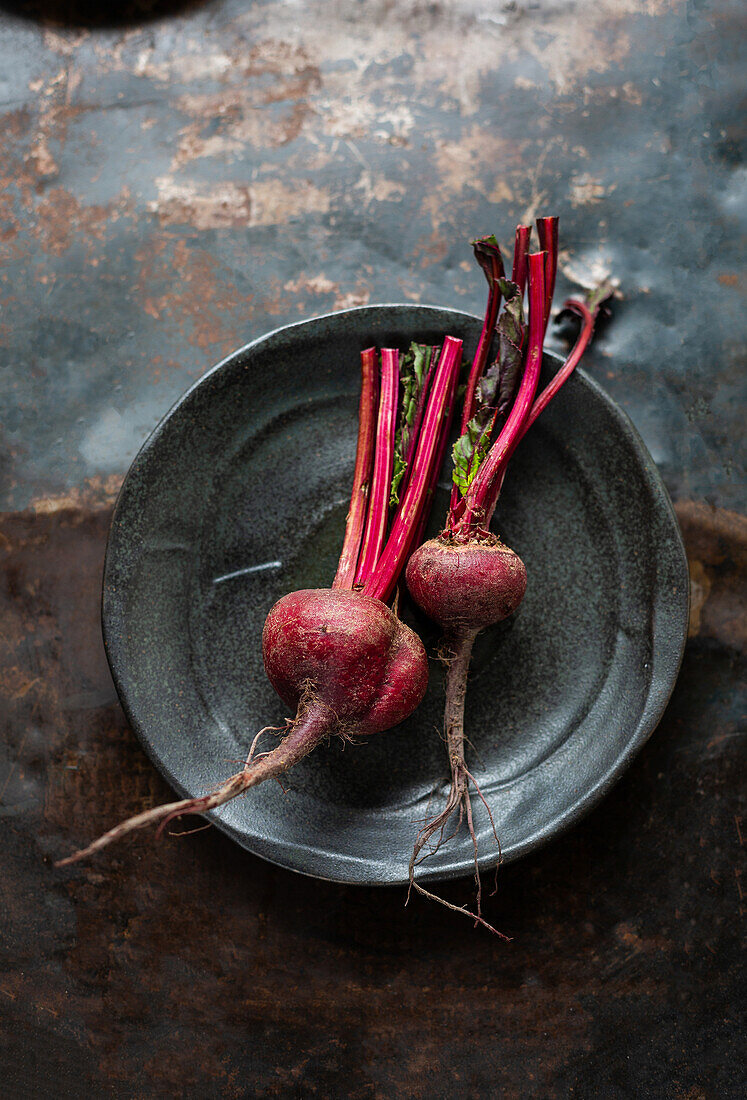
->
321, 98, 414, 143
149, 178, 252, 229
150, 177, 330, 229
280, 273, 371, 313
354, 171, 407, 205
569, 175, 611, 206
30, 475, 123, 516
333, 289, 371, 311
283, 274, 337, 297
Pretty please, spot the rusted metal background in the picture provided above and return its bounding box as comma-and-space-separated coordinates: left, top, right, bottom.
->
0, 1, 744, 1097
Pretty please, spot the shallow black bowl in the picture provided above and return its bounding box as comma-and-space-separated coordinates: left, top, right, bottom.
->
102, 305, 689, 885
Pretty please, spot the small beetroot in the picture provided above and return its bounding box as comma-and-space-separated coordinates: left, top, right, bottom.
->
407, 535, 527, 633
405, 220, 612, 932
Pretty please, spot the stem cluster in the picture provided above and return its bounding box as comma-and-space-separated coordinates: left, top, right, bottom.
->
407, 217, 614, 934
334, 337, 463, 605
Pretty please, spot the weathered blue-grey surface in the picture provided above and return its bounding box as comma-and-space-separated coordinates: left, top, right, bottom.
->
0, 2, 744, 1098
0, 0, 744, 514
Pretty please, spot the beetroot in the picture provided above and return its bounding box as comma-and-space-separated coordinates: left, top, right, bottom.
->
263, 589, 427, 734
407, 535, 526, 633
57, 336, 463, 867
405, 220, 612, 931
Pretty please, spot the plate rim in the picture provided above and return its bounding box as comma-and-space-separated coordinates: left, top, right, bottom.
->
101, 303, 690, 886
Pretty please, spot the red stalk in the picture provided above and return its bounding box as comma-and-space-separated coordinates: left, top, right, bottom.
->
521, 295, 593, 435
410, 349, 459, 552
333, 348, 379, 589
536, 216, 558, 333
511, 224, 532, 296
482, 294, 600, 522
460, 241, 505, 431
355, 349, 399, 585
448, 239, 505, 516
454, 251, 546, 534
363, 337, 463, 604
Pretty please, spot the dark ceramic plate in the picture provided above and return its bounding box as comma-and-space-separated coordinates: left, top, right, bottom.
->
102, 305, 688, 886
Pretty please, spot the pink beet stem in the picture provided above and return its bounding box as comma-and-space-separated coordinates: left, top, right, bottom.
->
363, 336, 463, 604
455, 251, 546, 534
536, 216, 558, 333
354, 348, 399, 586
448, 240, 505, 516
483, 294, 598, 522
333, 347, 379, 589
521, 295, 593, 436
459, 244, 505, 431
511, 224, 532, 297
410, 356, 459, 552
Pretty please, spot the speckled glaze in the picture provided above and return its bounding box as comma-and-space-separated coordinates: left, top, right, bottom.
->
102, 305, 689, 886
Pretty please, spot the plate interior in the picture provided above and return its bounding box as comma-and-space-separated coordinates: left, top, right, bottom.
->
103, 306, 688, 884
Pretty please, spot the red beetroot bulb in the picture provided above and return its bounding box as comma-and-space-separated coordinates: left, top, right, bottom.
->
406, 535, 527, 634
263, 588, 427, 735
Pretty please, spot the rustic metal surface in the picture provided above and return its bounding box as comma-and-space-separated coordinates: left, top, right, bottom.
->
0, 1, 744, 1097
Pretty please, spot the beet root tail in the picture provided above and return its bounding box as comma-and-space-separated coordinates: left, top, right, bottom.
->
407, 761, 508, 939
406, 631, 509, 939
55, 704, 332, 867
